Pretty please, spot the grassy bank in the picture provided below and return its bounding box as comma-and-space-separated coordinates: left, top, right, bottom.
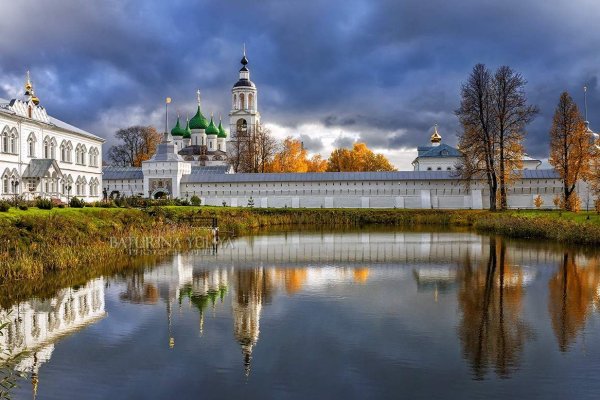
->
1, 206, 600, 283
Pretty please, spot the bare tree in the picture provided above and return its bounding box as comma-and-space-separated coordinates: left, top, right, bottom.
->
108, 126, 162, 167
228, 122, 278, 172
456, 64, 537, 210
492, 66, 539, 209
456, 64, 498, 210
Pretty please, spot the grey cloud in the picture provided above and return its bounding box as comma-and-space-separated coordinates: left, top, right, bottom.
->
1, 0, 600, 161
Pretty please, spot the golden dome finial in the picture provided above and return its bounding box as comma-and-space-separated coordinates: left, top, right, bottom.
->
25, 70, 32, 93
430, 124, 442, 144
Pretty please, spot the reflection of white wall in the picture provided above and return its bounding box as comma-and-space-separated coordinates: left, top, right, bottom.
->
0, 278, 106, 369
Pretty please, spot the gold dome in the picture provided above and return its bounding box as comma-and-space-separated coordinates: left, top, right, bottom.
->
430, 124, 442, 144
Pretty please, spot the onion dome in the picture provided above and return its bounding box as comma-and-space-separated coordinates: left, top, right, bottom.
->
205, 115, 219, 136
189, 105, 209, 130
218, 118, 228, 138
183, 118, 192, 139
171, 117, 185, 136
430, 124, 442, 144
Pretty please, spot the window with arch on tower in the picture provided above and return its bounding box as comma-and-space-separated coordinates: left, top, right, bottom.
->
240, 93, 245, 110
233, 94, 237, 110
248, 93, 254, 111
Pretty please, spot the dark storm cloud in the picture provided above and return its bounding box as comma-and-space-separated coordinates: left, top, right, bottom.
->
1, 0, 600, 160
299, 134, 325, 153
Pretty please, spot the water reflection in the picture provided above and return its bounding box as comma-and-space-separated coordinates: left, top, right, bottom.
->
548, 253, 600, 351
0, 279, 105, 397
4, 231, 600, 399
457, 238, 534, 379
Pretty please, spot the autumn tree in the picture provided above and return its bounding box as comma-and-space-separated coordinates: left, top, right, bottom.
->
266, 137, 309, 173
306, 154, 328, 172
108, 125, 162, 167
549, 92, 592, 211
456, 64, 537, 210
326, 142, 395, 172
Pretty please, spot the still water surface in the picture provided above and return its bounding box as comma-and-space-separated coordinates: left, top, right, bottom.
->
3, 229, 600, 399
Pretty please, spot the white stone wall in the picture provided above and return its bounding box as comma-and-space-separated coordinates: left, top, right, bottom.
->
178, 175, 577, 209
104, 178, 144, 197
414, 157, 460, 171
0, 112, 103, 202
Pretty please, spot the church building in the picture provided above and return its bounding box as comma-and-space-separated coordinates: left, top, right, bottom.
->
102, 50, 579, 209
0, 72, 104, 202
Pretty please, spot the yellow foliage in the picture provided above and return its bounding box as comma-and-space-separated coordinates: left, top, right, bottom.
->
534, 195, 544, 209
327, 142, 395, 172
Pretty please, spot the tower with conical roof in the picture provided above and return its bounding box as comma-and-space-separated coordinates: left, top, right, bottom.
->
229, 45, 260, 142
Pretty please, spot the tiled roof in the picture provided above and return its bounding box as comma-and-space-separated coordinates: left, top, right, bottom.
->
417, 143, 461, 158
181, 169, 559, 184
103, 166, 144, 180
22, 159, 62, 178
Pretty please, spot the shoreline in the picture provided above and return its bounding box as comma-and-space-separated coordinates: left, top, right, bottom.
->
1, 206, 600, 284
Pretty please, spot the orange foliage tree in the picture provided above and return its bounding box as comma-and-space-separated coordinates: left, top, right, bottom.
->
326, 142, 395, 172
548, 92, 592, 211
265, 137, 310, 173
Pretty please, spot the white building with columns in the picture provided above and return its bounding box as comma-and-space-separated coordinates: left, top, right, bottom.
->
0, 73, 104, 202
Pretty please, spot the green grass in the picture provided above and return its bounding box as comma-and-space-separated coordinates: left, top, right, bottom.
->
2, 205, 600, 284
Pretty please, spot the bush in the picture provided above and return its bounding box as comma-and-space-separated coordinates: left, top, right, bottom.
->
190, 195, 201, 206
58, 204, 66, 208
18, 204, 29, 211
534, 195, 544, 209
36, 198, 54, 210
69, 197, 86, 208
0, 201, 10, 212
176, 198, 191, 206
71, 197, 86, 208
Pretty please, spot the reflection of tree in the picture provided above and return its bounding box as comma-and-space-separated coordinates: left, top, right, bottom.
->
119, 272, 159, 304
457, 238, 533, 379
276, 269, 308, 294
353, 268, 370, 284
232, 268, 274, 376
548, 254, 600, 352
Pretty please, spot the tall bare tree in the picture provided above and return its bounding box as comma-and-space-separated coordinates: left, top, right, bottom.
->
549, 92, 591, 210
228, 122, 278, 172
456, 64, 498, 210
108, 125, 162, 167
456, 64, 537, 210
492, 66, 539, 209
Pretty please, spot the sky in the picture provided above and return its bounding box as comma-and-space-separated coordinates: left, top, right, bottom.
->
1, 0, 600, 170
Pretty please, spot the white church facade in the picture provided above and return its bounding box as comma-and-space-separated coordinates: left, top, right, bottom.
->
0, 73, 104, 202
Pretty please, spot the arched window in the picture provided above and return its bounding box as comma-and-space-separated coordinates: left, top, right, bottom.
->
248, 93, 254, 110
44, 138, 49, 158
28, 133, 36, 157
80, 145, 87, 165
240, 93, 245, 110
236, 119, 247, 135
2, 127, 9, 153
89, 148, 96, 167
233, 94, 237, 110
10, 130, 18, 154
50, 138, 56, 159
60, 141, 67, 162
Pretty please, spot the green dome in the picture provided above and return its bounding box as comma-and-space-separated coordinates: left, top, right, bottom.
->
189, 105, 209, 130
171, 117, 185, 136
217, 120, 227, 138
205, 116, 219, 136
183, 119, 192, 139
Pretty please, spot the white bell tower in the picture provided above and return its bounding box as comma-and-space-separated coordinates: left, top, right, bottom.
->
229, 45, 260, 139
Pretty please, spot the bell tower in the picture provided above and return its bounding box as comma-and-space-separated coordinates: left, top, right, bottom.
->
229, 46, 260, 140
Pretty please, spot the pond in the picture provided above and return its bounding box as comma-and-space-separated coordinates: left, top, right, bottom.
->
2, 228, 600, 399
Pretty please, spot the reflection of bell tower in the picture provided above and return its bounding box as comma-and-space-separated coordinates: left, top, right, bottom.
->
229, 45, 260, 140
232, 268, 271, 376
